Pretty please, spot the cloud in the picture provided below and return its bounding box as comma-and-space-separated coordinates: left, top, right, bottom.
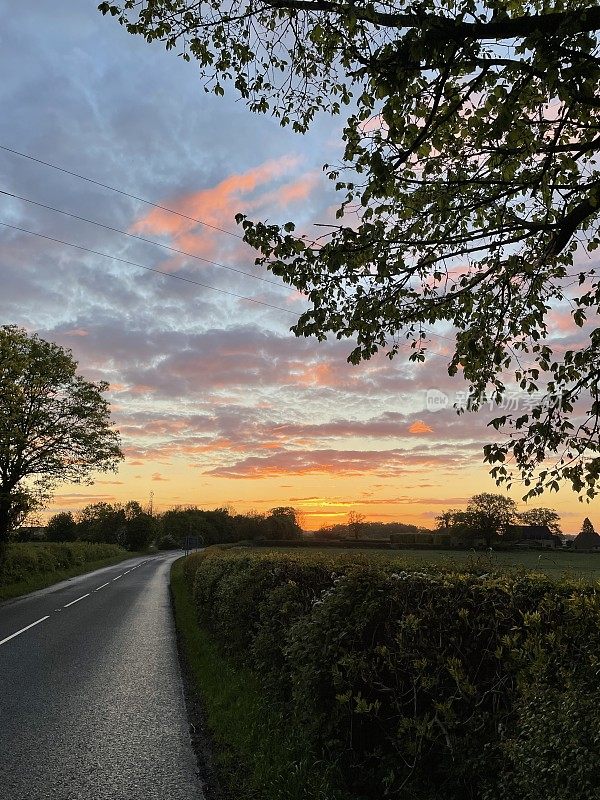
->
408, 420, 434, 434
205, 446, 478, 479
130, 157, 321, 271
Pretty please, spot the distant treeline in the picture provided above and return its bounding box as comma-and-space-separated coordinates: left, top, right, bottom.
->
25, 503, 304, 550
316, 520, 429, 540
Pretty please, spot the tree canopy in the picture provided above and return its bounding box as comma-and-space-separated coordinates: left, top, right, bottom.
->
580, 516, 596, 535
101, 1, 600, 498
518, 506, 562, 534
0, 326, 123, 550
437, 492, 518, 545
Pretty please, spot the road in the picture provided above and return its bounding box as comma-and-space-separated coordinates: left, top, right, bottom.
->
0, 552, 202, 800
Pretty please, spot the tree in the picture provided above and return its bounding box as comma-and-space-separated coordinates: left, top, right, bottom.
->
435, 509, 461, 530
440, 493, 517, 545
581, 516, 596, 535
0, 327, 122, 555
46, 511, 77, 542
347, 510, 366, 540
466, 493, 518, 545
76, 502, 127, 545
122, 501, 154, 550
103, 1, 600, 498
263, 506, 303, 539
518, 507, 562, 535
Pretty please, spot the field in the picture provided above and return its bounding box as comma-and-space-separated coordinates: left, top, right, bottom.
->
261, 544, 600, 582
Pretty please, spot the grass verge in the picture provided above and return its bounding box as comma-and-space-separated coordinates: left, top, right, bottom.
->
0, 551, 144, 601
170, 557, 344, 800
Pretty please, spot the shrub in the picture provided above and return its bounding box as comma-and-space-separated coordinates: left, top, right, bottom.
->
0, 542, 125, 585
185, 549, 600, 800
156, 533, 179, 550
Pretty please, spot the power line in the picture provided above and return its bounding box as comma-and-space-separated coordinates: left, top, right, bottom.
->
0, 220, 453, 357
0, 221, 298, 316
0, 188, 285, 288
0, 147, 459, 349
0, 143, 244, 239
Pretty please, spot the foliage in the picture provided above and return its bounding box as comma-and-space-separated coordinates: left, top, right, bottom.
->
76, 502, 127, 545
75, 500, 153, 549
156, 532, 179, 550
46, 511, 78, 542
580, 516, 596, 535
184, 548, 600, 799
347, 511, 365, 540
517, 507, 562, 535
0, 325, 122, 551
485, 589, 600, 800
0, 541, 125, 586
318, 520, 428, 540
101, 1, 600, 498
465, 492, 518, 544
437, 492, 518, 544
490, 689, 600, 800
171, 558, 347, 800
156, 505, 303, 545
121, 501, 154, 550
158, 506, 236, 546
261, 506, 303, 539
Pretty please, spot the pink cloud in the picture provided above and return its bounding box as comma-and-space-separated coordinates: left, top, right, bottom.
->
409, 420, 434, 434
205, 446, 478, 479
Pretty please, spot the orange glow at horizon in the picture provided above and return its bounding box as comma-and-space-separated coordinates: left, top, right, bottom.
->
43, 455, 596, 535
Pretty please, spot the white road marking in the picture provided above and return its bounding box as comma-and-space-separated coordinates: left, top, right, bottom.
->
63, 593, 90, 608
123, 570, 131, 574
112, 575, 122, 581
0, 616, 50, 647
95, 582, 110, 591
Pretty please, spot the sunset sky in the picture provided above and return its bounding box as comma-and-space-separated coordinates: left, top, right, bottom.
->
0, 2, 597, 532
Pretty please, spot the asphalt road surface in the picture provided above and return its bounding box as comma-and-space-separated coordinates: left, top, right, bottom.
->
0, 552, 202, 800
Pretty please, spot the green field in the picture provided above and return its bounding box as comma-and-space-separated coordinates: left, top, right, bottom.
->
249, 545, 600, 582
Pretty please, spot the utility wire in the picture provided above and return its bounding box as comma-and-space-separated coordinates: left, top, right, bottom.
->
0, 220, 453, 357
0, 143, 243, 239
0, 146, 458, 348
0, 221, 298, 316
0, 188, 285, 288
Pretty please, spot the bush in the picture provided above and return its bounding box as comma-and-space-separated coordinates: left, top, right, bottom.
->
0, 542, 126, 585
156, 533, 179, 550
185, 549, 600, 800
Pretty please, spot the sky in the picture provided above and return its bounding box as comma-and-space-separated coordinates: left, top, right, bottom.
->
0, 1, 597, 532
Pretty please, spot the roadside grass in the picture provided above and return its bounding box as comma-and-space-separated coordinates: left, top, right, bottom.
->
0, 544, 145, 601
256, 545, 600, 583
170, 557, 345, 800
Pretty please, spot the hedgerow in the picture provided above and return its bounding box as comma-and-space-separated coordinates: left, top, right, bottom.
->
0, 541, 126, 585
185, 549, 600, 800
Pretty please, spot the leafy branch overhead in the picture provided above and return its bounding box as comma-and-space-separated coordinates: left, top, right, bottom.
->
101, 1, 600, 498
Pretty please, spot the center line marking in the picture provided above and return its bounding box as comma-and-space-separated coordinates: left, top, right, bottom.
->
113, 575, 122, 581
0, 616, 50, 647
95, 582, 110, 591
63, 593, 90, 608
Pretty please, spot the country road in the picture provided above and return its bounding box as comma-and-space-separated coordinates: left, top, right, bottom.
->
0, 552, 202, 800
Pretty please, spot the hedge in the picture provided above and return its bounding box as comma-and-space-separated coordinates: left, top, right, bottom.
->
184, 549, 600, 800
0, 541, 127, 585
